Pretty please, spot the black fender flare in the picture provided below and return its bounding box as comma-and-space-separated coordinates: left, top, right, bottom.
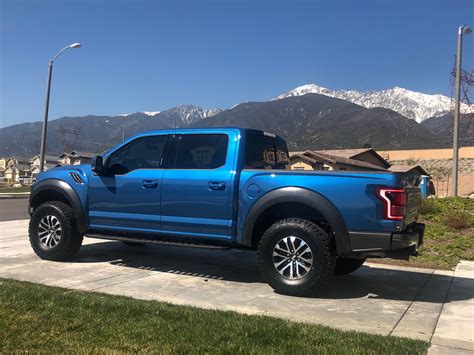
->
29, 179, 88, 233
242, 187, 351, 255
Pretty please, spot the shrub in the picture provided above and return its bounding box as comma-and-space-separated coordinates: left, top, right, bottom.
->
442, 210, 472, 230
420, 198, 441, 217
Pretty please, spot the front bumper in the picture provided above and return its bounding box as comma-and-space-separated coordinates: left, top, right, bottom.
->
348, 223, 425, 259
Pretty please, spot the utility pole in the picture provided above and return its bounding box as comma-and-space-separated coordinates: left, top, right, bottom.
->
452, 25, 471, 197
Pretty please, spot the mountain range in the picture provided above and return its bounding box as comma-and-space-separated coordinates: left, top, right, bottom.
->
275, 84, 473, 123
193, 94, 444, 150
0, 105, 222, 157
1, 84, 472, 157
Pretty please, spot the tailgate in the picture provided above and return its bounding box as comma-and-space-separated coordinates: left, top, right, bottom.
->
404, 187, 422, 225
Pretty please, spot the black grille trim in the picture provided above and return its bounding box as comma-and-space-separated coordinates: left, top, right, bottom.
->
69, 172, 84, 184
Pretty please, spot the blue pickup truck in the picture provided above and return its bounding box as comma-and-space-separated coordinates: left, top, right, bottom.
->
29, 128, 424, 295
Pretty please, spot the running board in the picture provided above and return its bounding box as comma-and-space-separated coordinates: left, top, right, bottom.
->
86, 233, 232, 250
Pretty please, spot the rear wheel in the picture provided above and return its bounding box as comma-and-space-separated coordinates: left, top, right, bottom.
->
257, 218, 335, 296
334, 257, 366, 275
29, 201, 83, 261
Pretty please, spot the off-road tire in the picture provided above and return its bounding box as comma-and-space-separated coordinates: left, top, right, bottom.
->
257, 218, 335, 296
334, 257, 366, 275
29, 201, 83, 261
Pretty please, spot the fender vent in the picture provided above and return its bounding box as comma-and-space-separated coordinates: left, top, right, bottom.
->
69, 172, 84, 184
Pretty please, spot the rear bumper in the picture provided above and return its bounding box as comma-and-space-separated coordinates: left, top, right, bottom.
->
348, 223, 425, 259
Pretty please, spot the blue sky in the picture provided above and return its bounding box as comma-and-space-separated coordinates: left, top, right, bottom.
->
1, 0, 473, 127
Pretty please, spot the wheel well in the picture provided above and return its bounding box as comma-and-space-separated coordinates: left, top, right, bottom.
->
30, 189, 71, 211
251, 202, 332, 248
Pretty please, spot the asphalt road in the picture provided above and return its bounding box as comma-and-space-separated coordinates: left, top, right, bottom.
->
0, 197, 29, 221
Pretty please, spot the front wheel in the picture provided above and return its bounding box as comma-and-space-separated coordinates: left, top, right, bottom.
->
29, 201, 83, 261
257, 218, 335, 296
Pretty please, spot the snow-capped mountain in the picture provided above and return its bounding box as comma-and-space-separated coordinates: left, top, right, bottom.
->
118, 105, 221, 126
142, 111, 161, 116
156, 105, 221, 127
274, 84, 472, 123
118, 111, 161, 117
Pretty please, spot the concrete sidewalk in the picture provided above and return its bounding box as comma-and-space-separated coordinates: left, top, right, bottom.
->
430, 260, 474, 353
0, 219, 472, 352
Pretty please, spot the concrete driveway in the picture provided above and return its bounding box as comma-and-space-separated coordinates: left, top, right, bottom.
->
1, 219, 472, 353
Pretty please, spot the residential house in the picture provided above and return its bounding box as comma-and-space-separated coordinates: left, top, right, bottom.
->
58, 151, 94, 166
58, 153, 72, 166
0, 157, 6, 179
290, 150, 388, 172
30, 155, 60, 179
313, 148, 390, 169
4, 157, 31, 184
290, 153, 325, 171
388, 164, 430, 176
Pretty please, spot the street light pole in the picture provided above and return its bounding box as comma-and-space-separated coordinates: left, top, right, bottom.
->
39, 61, 53, 172
39, 43, 81, 172
451, 25, 471, 197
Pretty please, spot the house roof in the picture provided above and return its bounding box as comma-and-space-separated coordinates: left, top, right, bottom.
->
30, 155, 58, 164
59, 151, 95, 159
70, 151, 95, 158
290, 153, 321, 165
389, 164, 430, 176
314, 148, 372, 159
8, 156, 30, 165
295, 150, 388, 171
314, 148, 390, 168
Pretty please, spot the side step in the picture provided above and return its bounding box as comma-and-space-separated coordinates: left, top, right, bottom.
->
86, 233, 232, 250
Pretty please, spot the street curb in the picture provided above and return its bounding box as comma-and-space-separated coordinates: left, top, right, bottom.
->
0, 193, 30, 199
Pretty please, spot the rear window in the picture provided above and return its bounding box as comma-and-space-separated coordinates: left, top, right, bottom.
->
245, 132, 290, 170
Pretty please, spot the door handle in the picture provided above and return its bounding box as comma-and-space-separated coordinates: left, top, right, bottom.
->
142, 180, 158, 189
209, 181, 226, 191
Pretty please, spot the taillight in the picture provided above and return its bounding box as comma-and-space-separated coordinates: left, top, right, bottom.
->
376, 187, 407, 220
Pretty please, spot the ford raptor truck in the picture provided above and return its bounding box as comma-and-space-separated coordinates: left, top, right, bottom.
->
28, 128, 424, 295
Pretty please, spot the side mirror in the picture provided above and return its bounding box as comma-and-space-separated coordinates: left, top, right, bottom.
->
92, 155, 105, 175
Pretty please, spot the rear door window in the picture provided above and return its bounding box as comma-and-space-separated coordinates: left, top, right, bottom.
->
173, 134, 228, 169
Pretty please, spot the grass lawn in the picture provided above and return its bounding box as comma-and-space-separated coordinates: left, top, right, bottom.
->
0, 278, 428, 354
0, 186, 31, 193
370, 197, 474, 270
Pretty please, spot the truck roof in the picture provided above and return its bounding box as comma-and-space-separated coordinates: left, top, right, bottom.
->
130, 127, 281, 139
